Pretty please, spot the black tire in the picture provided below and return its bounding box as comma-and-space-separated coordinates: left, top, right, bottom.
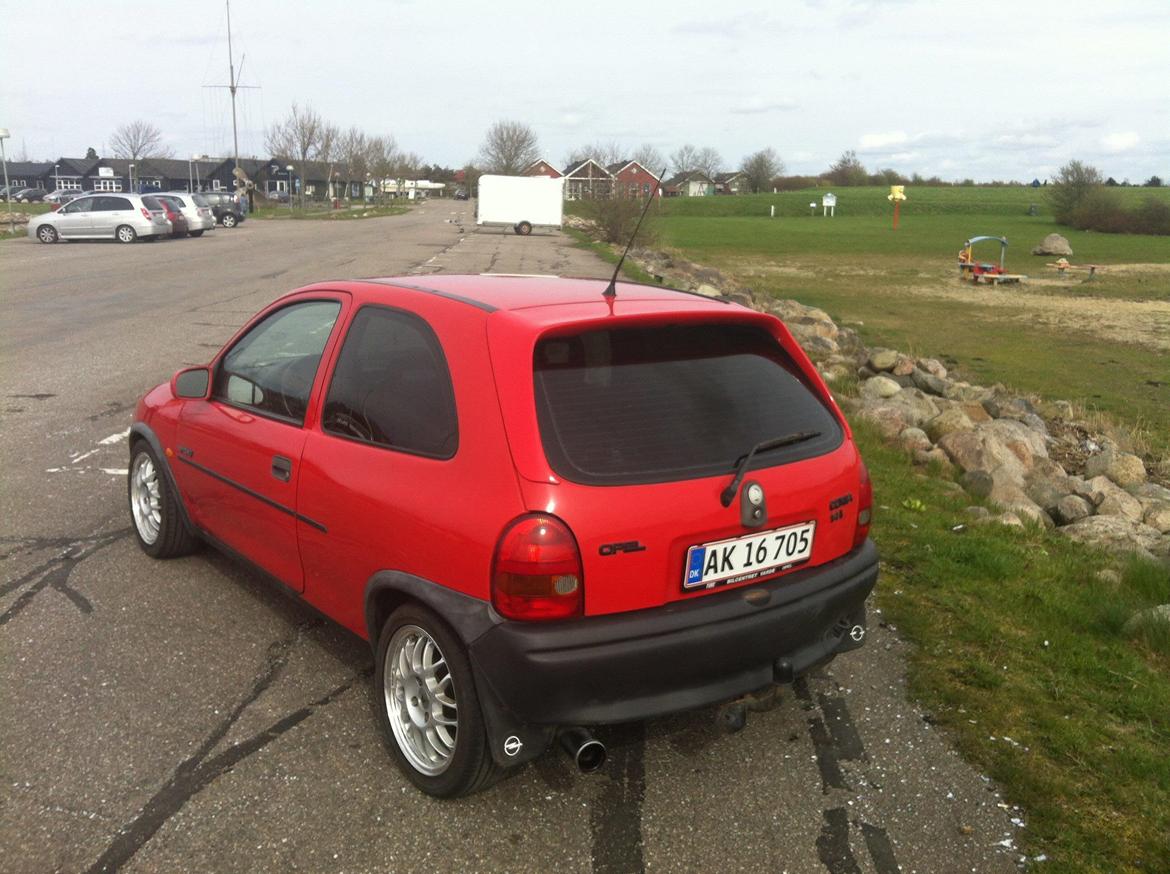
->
128, 442, 198, 559
374, 604, 502, 798
221, 213, 238, 228
190, 230, 204, 237
515, 221, 532, 236
36, 225, 58, 244
116, 224, 137, 244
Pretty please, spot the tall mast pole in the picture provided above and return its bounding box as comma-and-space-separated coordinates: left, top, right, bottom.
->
227, 0, 239, 190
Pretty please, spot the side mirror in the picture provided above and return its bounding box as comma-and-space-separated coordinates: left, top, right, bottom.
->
173, 366, 210, 399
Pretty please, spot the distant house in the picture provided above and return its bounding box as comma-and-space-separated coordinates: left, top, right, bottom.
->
714, 171, 747, 195
606, 161, 661, 198
3, 161, 55, 192
522, 159, 563, 178
562, 158, 613, 200
47, 157, 99, 192
663, 171, 715, 197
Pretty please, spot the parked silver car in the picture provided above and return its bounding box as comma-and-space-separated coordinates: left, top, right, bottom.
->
160, 191, 216, 235
28, 193, 170, 243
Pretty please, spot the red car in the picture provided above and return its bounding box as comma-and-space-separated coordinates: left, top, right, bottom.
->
151, 194, 189, 238
128, 275, 877, 797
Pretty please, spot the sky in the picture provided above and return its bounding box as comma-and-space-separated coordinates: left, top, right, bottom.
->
2, 0, 1168, 182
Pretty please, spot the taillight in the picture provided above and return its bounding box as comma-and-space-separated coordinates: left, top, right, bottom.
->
140, 207, 152, 220
853, 461, 873, 548
492, 514, 583, 620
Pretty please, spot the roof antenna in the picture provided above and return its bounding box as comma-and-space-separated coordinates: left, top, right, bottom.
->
602, 166, 667, 299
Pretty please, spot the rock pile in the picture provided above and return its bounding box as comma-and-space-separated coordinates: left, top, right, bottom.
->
619, 246, 1170, 562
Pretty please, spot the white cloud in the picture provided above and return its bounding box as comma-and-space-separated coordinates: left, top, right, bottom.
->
730, 96, 799, 115
1101, 131, 1140, 152
859, 131, 909, 150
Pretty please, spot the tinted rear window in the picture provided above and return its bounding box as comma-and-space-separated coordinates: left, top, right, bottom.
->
534, 324, 843, 485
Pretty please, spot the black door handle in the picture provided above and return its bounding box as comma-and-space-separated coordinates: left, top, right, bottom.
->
271, 455, 292, 482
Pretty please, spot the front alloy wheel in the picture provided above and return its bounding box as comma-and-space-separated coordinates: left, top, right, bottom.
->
127, 443, 198, 559
129, 452, 162, 545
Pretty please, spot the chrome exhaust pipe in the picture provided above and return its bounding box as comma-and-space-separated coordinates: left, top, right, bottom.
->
558, 727, 607, 773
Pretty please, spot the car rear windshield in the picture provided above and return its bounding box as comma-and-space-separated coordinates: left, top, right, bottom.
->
534, 323, 843, 485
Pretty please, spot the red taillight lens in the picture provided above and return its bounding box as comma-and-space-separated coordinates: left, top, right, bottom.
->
853, 461, 873, 548
140, 207, 152, 220
492, 514, 583, 620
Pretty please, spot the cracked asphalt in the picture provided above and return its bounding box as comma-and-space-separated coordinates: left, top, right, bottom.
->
2, 202, 1021, 873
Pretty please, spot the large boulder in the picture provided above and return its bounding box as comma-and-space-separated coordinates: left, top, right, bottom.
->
1058, 516, 1166, 559
1052, 494, 1094, 525
860, 375, 902, 400
911, 368, 950, 397
925, 407, 975, 442
1143, 503, 1170, 534
1084, 448, 1147, 488
1088, 476, 1145, 523
867, 348, 899, 372
1031, 233, 1073, 256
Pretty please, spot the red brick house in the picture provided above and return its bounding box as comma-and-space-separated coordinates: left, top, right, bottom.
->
606, 161, 661, 198
522, 159, 563, 178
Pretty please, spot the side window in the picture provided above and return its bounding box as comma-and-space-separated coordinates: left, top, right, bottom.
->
213, 300, 342, 424
64, 197, 95, 214
322, 307, 458, 458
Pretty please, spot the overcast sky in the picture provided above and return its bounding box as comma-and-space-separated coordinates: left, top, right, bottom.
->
2, 0, 1167, 181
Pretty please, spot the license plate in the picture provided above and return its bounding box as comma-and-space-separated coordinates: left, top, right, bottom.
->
683, 522, 815, 590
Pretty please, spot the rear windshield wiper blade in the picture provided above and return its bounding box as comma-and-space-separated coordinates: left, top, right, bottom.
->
719, 431, 821, 507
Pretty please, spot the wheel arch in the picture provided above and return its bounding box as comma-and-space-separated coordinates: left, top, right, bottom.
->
129, 422, 196, 535
364, 571, 496, 651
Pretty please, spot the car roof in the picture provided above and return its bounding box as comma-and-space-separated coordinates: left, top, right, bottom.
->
292, 274, 750, 325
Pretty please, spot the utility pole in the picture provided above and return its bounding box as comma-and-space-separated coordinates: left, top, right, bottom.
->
204, 0, 258, 195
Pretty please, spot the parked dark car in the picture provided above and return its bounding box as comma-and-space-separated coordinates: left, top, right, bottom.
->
453, 189, 469, 201
201, 191, 246, 227
267, 189, 290, 203
153, 194, 190, 238
15, 188, 48, 202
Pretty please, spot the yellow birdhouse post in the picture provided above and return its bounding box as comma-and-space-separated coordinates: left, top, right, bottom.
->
887, 185, 906, 230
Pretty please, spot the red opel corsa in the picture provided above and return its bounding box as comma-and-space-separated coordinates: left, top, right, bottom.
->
128, 275, 877, 797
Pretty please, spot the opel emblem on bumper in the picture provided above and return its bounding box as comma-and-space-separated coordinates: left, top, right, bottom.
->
503, 735, 523, 757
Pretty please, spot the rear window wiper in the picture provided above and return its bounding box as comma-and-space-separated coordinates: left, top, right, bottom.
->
719, 431, 822, 507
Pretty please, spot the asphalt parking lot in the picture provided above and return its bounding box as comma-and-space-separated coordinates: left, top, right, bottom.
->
2, 203, 1020, 873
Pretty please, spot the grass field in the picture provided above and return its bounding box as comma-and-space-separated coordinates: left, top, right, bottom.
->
638, 189, 1170, 458
571, 185, 1170, 870
250, 202, 410, 221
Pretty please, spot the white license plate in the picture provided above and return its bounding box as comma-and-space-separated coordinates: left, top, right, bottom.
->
683, 522, 815, 590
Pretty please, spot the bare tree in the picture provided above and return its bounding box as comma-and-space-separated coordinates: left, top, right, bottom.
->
367, 136, 400, 197
695, 147, 723, 178
478, 120, 540, 174
741, 148, 785, 193
565, 140, 625, 169
826, 150, 868, 186
670, 144, 700, 175
337, 128, 370, 201
631, 144, 666, 174
110, 120, 173, 160
265, 104, 335, 204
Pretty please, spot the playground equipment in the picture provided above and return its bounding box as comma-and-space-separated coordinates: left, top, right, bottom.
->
1047, 258, 1101, 280
957, 235, 1026, 284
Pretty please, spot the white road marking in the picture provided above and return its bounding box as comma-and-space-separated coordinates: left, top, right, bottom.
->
98, 429, 130, 445
101, 468, 129, 476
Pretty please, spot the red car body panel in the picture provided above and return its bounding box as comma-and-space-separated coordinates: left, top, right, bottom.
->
135, 275, 867, 636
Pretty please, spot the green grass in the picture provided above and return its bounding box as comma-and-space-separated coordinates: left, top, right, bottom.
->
658, 185, 1170, 219
857, 421, 1170, 872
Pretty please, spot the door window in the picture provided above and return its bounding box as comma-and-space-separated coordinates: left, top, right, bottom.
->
62, 197, 96, 214
322, 306, 458, 458
96, 196, 132, 211
213, 300, 343, 425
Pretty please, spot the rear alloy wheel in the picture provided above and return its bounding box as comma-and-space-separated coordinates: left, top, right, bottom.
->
515, 221, 532, 236
374, 604, 501, 797
128, 443, 198, 559
221, 213, 238, 228
36, 225, 58, 243
116, 225, 137, 244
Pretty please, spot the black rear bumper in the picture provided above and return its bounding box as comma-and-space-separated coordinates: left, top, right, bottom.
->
468, 540, 878, 756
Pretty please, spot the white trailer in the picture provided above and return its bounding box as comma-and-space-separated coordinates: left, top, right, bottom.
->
476, 175, 564, 235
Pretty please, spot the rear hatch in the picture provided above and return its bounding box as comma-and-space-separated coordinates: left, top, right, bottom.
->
492, 310, 868, 616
